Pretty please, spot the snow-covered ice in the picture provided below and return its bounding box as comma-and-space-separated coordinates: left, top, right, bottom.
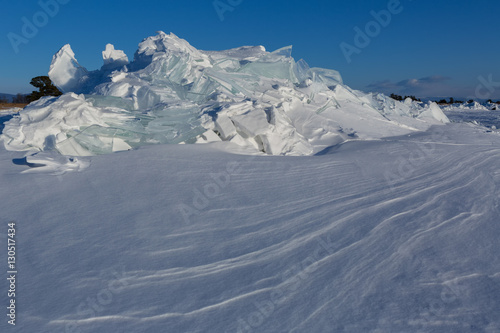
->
445, 110, 500, 130
444, 102, 500, 130
0, 107, 20, 134
441, 101, 499, 112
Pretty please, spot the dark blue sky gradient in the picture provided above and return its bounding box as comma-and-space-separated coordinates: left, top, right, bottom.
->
1, 0, 499, 99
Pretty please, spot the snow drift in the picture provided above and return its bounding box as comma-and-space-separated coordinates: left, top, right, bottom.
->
1, 123, 500, 332
2, 32, 449, 156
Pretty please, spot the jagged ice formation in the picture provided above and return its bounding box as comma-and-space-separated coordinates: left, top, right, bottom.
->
2, 32, 449, 156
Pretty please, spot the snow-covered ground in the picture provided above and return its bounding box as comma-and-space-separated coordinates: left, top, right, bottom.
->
1, 121, 500, 332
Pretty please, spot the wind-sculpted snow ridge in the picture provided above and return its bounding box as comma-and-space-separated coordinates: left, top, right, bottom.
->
2, 32, 449, 156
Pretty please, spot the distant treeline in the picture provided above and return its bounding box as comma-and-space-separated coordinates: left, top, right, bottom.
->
0, 76, 61, 104
0, 93, 29, 104
390, 94, 422, 102
390, 93, 500, 105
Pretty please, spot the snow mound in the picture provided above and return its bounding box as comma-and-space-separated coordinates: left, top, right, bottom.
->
2, 32, 449, 156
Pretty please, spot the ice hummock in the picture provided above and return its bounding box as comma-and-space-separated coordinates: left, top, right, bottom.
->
102, 44, 129, 71
48, 44, 89, 94
441, 100, 497, 111
2, 32, 449, 156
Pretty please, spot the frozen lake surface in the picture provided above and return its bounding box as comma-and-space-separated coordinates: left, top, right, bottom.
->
445, 109, 500, 129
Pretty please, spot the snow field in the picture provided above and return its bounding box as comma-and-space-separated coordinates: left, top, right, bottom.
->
1, 123, 499, 332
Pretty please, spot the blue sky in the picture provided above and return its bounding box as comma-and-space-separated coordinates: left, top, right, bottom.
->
0, 0, 499, 99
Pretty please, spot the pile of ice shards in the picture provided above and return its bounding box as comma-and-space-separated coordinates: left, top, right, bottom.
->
1, 32, 449, 156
